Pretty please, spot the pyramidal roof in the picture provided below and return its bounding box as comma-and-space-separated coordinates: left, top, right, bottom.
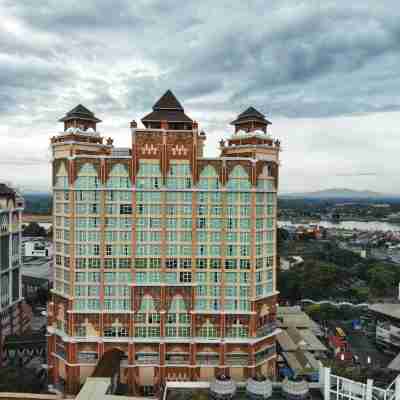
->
153, 90, 184, 111
231, 106, 271, 125
142, 90, 193, 123
238, 106, 265, 120
59, 104, 102, 122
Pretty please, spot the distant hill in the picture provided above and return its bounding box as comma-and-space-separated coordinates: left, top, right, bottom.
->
282, 188, 385, 199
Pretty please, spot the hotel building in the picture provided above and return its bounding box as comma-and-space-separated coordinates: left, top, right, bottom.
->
47, 91, 281, 395
0, 183, 30, 365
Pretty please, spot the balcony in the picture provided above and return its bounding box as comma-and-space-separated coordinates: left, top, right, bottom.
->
196, 354, 219, 366
255, 346, 276, 365
226, 354, 249, 366
256, 322, 277, 337
135, 353, 159, 365
165, 353, 190, 366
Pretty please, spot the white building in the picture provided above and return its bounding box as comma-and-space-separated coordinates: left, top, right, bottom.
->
22, 237, 53, 258
0, 183, 31, 365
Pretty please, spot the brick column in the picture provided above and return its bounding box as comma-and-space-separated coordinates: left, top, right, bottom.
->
46, 334, 58, 384
160, 310, 166, 338
159, 342, 166, 389
217, 342, 226, 377
249, 345, 256, 378
65, 364, 80, 395
190, 342, 197, 380
250, 308, 257, 338
127, 342, 136, 395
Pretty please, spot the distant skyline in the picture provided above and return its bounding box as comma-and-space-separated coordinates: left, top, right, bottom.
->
1, 1, 400, 193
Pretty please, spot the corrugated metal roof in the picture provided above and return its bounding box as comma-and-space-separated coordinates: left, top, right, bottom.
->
277, 330, 298, 351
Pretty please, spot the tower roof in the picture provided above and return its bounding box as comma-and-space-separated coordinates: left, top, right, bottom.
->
0, 183, 15, 196
59, 104, 102, 123
231, 106, 271, 125
142, 90, 192, 123
153, 89, 184, 111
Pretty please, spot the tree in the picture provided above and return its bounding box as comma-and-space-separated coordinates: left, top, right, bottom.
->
22, 222, 46, 237
367, 265, 396, 295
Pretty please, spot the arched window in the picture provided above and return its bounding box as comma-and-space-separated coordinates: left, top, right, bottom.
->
55, 162, 68, 188
198, 165, 219, 189
139, 294, 157, 312
167, 161, 192, 189
165, 295, 190, 337
136, 161, 162, 189
168, 295, 187, 313
75, 163, 100, 189
107, 163, 131, 189
226, 165, 251, 190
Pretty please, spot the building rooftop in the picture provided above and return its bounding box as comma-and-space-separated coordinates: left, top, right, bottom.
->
277, 328, 327, 352
59, 104, 102, 123
277, 306, 321, 332
141, 90, 193, 123
21, 258, 52, 281
388, 352, 400, 371
369, 303, 400, 320
231, 106, 271, 125
0, 183, 15, 196
282, 350, 320, 375
153, 89, 184, 111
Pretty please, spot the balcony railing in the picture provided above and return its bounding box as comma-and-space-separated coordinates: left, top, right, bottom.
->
226, 355, 249, 366
257, 322, 277, 337
196, 354, 219, 366
165, 354, 190, 365
136, 355, 160, 365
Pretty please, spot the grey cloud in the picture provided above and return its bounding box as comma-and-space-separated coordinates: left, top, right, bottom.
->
1, 0, 400, 192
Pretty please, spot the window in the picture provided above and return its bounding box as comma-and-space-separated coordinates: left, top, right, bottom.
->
180, 272, 192, 283
196, 259, 207, 269
120, 204, 132, 214
104, 327, 117, 337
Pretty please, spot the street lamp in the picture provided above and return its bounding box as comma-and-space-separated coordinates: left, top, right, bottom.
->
367, 356, 371, 365
340, 353, 345, 362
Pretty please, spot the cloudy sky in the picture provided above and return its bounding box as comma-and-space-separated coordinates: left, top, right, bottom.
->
1, 0, 400, 194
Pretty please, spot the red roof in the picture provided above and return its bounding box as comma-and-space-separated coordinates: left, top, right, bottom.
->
329, 335, 346, 348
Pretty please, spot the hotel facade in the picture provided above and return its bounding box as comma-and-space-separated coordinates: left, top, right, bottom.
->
47, 91, 281, 395
0, 183, 30, 365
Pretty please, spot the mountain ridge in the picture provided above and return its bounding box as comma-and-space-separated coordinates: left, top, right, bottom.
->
281, 188, 386, 198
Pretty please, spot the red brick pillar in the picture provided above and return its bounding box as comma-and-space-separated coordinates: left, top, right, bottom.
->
217, 342, 226, 377
250, 312, 257, 337
190, 342, 196, 380
159, 343, 166, 387
46, 334, 58, 384
191, 312, 196, 338
127, 342, 136, 395
249, 345, 256, 378
160, 310, 166, 338
97, 340, 104, 359
65, 365, 80, 395
65, 341, 80, 395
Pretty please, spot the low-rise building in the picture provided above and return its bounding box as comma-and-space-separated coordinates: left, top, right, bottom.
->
22, 237, 53, 258
21, 258, 52, 299
280, 256, 304, 271
276, 306, 327, 380
0, 183, 31, 365
368, 303, 400, 354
